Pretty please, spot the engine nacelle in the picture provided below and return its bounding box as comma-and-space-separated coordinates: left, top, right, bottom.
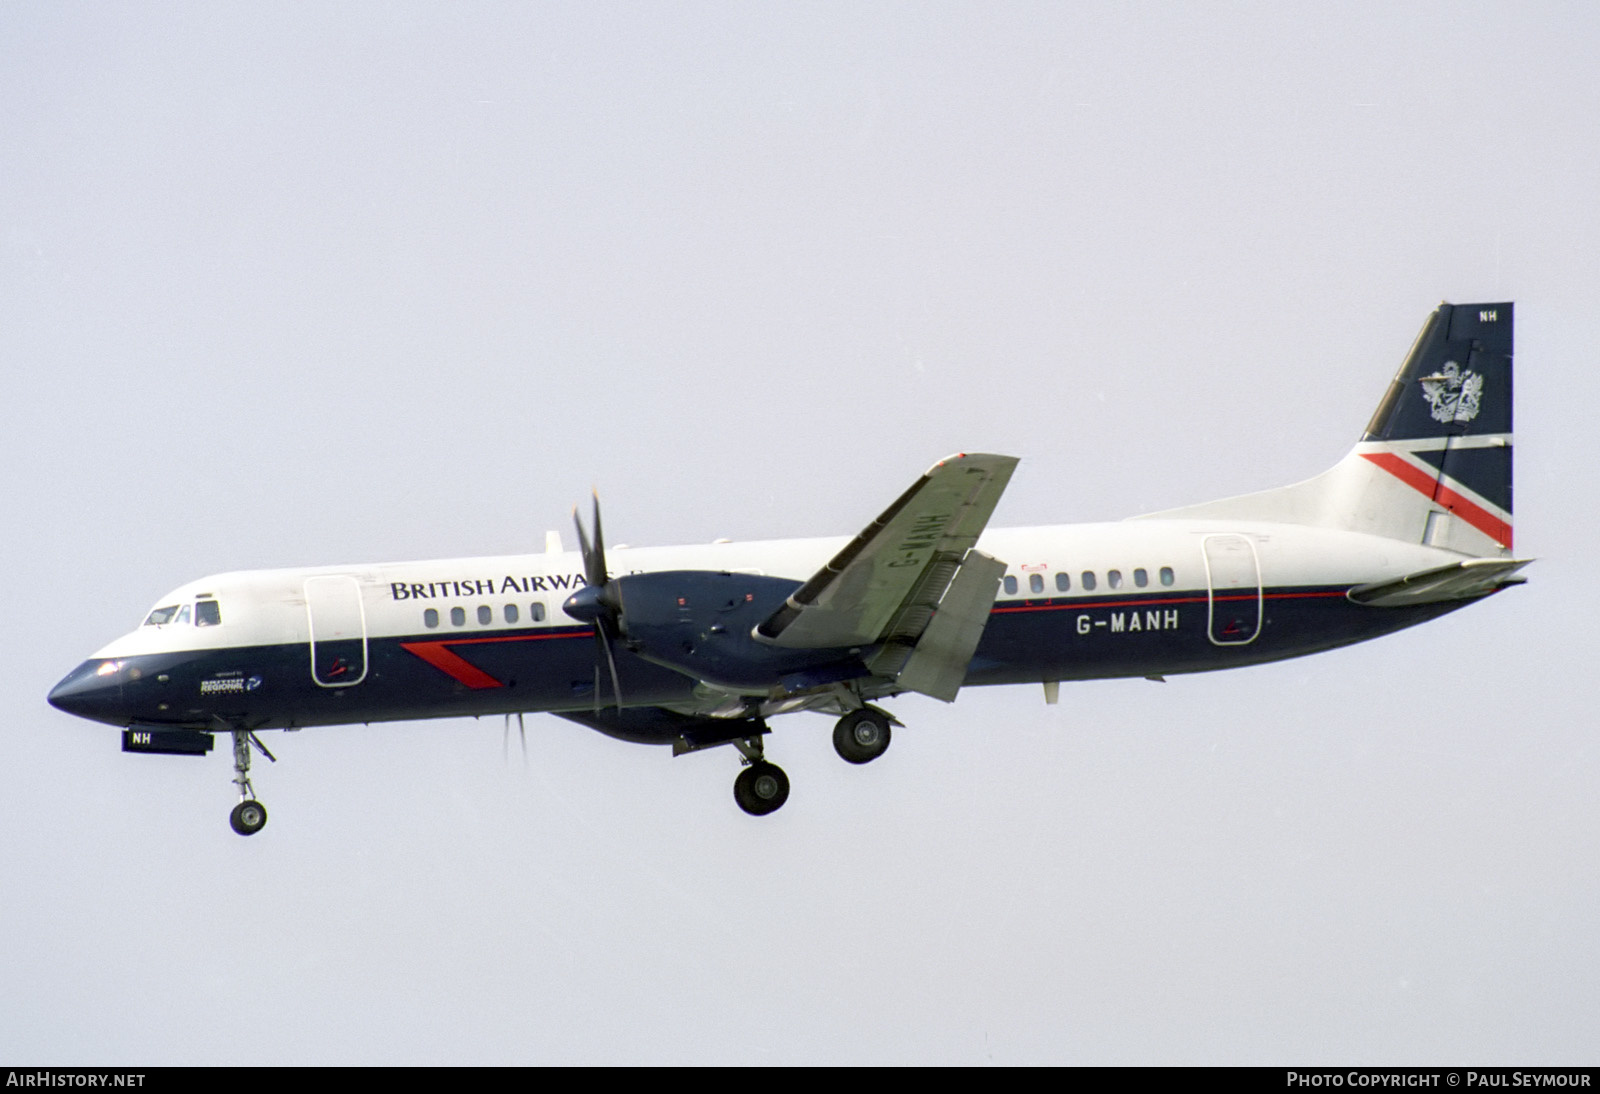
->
607, 570, 868, 692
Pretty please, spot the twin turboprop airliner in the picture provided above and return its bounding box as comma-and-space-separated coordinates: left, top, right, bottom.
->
48, 302, 1528, 834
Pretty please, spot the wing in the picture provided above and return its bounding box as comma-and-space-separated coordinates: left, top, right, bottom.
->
755, 452, 1018, 653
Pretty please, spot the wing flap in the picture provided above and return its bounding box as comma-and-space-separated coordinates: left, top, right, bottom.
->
756, 453, 1018, 649
881, 550, 1007, 702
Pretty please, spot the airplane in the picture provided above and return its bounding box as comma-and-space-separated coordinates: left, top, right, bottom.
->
48, 301, 1528, 835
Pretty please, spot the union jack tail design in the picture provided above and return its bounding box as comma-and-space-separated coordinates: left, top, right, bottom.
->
1356, 302, 1513, 553
1139, 301, 1514, 557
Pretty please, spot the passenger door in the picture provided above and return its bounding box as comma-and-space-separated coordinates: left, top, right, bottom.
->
305, 576, 368, 687
1202, 534, 1262, 646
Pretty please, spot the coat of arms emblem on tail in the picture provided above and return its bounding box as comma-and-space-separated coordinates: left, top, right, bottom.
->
1420, 360, 1484, 424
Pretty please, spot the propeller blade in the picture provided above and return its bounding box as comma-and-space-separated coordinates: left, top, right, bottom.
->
572, 489, 623, 711
572, 505, 595, 582
573, 492, 608, 589
589, 492, 606, 587
597, 623, 624, 711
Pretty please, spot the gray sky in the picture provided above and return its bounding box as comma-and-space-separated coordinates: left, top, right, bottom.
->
3, 1, 1596, 1065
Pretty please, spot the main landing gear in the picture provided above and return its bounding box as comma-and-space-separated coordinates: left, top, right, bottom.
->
729, 706, 896, 817
228, 729, 275, 836
734, 761, 790, 816
731, 734, 789, 816
832, 707, 892, 764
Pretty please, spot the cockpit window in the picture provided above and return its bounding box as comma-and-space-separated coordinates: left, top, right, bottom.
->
142, 600, 220, 626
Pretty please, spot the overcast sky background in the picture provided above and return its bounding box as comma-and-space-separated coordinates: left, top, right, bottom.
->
4, 2, 1597, 1065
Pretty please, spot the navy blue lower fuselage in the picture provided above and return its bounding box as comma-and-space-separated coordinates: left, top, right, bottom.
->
48, 583, 1477, 740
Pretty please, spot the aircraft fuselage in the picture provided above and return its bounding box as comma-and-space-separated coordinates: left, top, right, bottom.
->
49, 519, 1479, 736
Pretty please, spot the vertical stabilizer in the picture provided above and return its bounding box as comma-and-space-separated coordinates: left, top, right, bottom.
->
1136, 302, 1514, 557
1358, 303, 1513, 553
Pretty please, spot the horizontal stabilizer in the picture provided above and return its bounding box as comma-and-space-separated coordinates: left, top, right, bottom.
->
1347, 557, 1532, 608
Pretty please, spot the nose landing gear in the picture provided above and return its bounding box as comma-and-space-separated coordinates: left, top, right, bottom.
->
228, 729, 275, 836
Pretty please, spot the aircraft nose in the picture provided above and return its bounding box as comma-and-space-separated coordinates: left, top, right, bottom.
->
48, 660, 127, 725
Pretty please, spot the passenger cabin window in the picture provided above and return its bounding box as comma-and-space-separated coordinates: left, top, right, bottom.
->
450, 606, 466, 627
424, 608, 440, 629
1081, 571, 1097, 591
505, 604, 519, 624
1160, 566, 1175, 586
530, 602, 546, 622
1107, 570, 1122, 589
1029, 573, 1044, 594
1003, 575, 1018, 596
1056, 572, 1070, 592
477, 605, 492, 625
195, 599, 222, 627
1134, 568, 1149, 588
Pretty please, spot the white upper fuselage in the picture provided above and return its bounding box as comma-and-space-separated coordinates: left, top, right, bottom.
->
95, 518, 1464, 662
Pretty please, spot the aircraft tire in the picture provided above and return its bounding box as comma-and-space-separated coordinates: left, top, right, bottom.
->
229, 799, 268, 836
734, 762, 789, 816
832, 709, 891, 765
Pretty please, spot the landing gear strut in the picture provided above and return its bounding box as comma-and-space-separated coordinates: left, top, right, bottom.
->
228, 729, 274, 836
731, 735, 789, 816
832, 707, 892, 764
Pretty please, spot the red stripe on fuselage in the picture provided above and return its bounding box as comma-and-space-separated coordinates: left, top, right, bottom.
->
1361, 451, 1512, 548
991, 589, 1347, 615
400, 629, 591, 690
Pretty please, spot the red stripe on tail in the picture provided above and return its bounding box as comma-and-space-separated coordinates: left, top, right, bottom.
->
1361, 451, 1512, 548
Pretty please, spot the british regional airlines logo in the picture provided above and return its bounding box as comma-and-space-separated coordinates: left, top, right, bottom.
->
1420, 361, 1484, 424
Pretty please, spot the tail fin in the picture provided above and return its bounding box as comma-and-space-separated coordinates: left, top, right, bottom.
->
1138, 302, 1514, 556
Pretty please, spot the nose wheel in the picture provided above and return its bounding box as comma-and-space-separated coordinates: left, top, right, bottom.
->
230, 799, 268, 835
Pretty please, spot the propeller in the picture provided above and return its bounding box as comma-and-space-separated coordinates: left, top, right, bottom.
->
563, 493, 626, 711
502, 711, 528, 766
